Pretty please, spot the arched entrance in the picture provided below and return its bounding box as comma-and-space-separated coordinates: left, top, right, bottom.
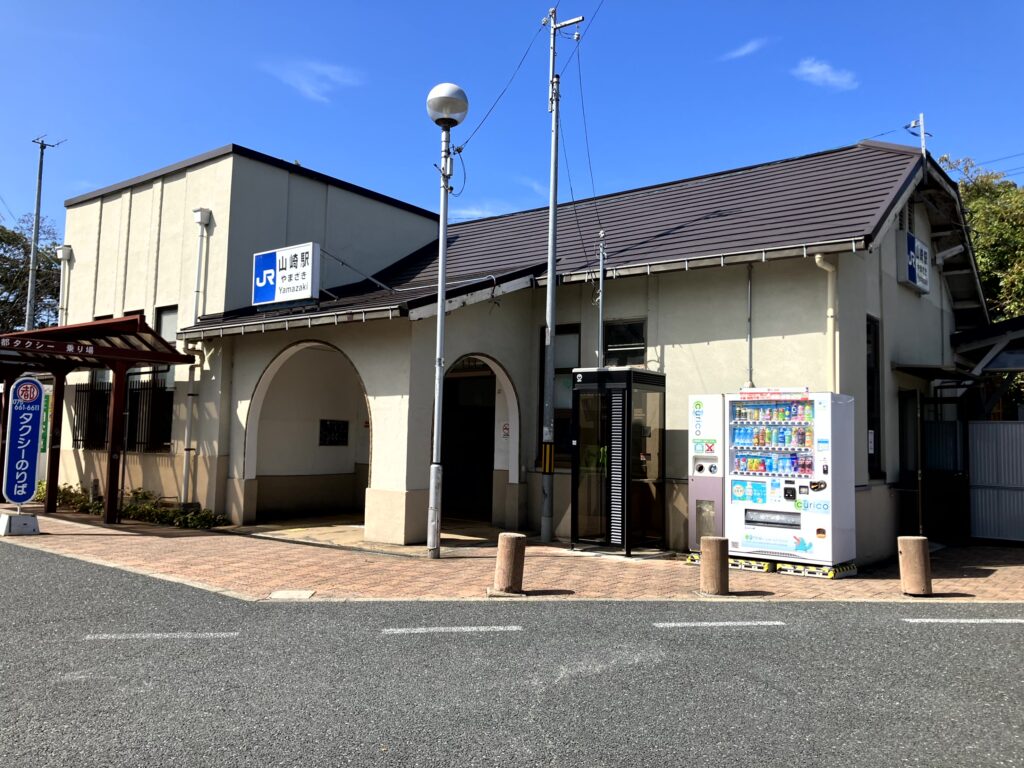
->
245, 342, 370, 522
442, 354, 520, 526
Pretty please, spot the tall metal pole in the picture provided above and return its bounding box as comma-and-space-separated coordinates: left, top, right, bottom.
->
427, 124, 453, 559
597, 230, 605, 368
540, 7, 583, 543
25, 138, 59, 330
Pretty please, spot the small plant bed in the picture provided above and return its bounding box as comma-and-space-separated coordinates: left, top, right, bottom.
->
34, 483, 229, 530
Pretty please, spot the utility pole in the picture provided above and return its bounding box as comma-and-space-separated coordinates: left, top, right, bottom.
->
597, 230, 605, 368
540, 7, 583, 543
25, 136, 64, 330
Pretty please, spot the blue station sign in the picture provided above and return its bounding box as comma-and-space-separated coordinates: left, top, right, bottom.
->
252, 242, 321, 306
3, 377, 45, 505
899, 233, 931, 294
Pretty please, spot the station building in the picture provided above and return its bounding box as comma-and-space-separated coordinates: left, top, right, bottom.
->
56, 140, 988, 563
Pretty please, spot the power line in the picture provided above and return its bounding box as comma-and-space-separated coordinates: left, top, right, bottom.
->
575, 38, 603, 232
0, 192, 16, 223
560, 0, 606, 75
979, 151, 1024, 165
455, 22, 546, 153
558, 120, 594, 271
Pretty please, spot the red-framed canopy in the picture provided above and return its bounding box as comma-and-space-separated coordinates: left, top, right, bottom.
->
0, 316, 194, 524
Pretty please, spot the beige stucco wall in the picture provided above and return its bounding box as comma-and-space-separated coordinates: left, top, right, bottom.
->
224, 156, 437, 312
63, 155, 235, 327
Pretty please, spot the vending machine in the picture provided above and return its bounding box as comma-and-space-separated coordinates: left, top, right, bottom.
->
687, 394, 725, 550
724, 389, 855, 566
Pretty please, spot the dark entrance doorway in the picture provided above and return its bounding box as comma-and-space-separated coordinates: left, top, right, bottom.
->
442, 357, 496, 522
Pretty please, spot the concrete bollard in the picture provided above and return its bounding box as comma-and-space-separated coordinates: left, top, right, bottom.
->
700, 536, 729, 596
898, 536, 932, 596
488, 532, 527, 597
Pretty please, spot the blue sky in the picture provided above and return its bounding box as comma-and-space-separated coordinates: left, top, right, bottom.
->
2, 1, 1022, 238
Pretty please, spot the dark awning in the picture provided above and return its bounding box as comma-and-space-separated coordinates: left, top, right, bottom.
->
0, 315, 193, 372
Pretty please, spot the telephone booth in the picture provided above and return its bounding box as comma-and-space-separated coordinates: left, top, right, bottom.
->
570, 367, 666, 555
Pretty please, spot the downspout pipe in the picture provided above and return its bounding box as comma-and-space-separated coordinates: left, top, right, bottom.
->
55, 245, 74, 325
744, 263, 754, 388
181, 207, 210, 507
814, 254, 838, 393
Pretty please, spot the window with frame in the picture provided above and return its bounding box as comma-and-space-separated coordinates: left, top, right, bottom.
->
71, 377, 175, 453
866, 315, 884, 478
538, 323, 580, 465
604, 320, 646, 367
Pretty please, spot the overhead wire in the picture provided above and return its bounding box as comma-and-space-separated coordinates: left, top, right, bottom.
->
558, 120, 594, 272
979, 151, 1024, 165
454, 22, 546, 154
0, 192, 16, 223
559, 0, 606, 75
575, 38, 603, 232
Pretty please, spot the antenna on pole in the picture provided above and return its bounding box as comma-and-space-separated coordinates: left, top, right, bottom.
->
540, 6, 584, 543
905, 113, 930, 181
25, 135, 66, 330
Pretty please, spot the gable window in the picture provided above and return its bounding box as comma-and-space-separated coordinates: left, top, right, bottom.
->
604, 320, 646, 367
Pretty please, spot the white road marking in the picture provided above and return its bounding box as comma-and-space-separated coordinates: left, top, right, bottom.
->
901, 618, 1024, 625
382, 625, 523, 635
85, 632, 240, 640
653, 621, 786, 628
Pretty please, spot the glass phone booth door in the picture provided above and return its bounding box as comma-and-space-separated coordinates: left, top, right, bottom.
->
571, 367, 666, 555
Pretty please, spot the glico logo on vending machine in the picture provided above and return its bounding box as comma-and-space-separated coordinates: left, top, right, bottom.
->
794, 499, 830, 512
692, 400, 704, 437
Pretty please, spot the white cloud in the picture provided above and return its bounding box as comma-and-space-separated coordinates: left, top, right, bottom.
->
450, 203, 509, 221
720, 38, 766, 61
263, 61, 361, 103
791, 58, 858, 91
515, 176, 548, 198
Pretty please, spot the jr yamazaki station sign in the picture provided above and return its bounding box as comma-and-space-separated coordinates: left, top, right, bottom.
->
252, 242, 321, 306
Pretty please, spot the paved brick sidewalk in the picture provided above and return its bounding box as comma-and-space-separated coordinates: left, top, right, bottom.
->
3, 514, 1023, 602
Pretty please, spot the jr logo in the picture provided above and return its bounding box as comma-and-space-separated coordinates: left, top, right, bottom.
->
252, 252, 278, 304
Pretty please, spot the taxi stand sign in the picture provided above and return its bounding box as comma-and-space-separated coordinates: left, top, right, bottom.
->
252, 242, 321, 306
1, 377, 44, 535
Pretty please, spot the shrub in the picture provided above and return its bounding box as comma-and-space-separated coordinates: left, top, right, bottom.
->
38, 482, 227, 529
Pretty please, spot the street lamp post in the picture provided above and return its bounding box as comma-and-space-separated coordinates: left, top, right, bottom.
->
425, 83, 469, 560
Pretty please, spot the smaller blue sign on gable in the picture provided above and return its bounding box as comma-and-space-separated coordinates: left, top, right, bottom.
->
4, 377, 45, 505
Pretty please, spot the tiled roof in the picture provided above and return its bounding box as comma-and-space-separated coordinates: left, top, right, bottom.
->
186, 140, 985, 337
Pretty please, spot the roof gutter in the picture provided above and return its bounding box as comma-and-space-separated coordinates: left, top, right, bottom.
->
178, 304, 405, 341
556, 237, 865, 285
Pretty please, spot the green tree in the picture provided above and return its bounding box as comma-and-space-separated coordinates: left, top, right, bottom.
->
0, 215, 61, 332
940, 156, 1024, 320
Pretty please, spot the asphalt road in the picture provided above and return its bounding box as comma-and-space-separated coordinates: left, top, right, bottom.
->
1, 544, 1022, 767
